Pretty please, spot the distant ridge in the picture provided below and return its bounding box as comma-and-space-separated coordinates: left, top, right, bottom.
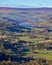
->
0, 7, 52, 11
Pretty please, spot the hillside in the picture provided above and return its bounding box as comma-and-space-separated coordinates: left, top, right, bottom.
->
0, 7, 52, 65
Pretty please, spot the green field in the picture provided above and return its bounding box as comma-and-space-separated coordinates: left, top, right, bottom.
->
23, 50, 52, 60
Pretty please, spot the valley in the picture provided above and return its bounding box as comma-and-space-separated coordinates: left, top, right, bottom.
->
0, 7, 52, 65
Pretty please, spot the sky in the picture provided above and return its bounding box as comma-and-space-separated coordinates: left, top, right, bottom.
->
0, 0, 52, 8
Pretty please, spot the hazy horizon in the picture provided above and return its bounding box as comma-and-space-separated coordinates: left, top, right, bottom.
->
0, 0, 52, 8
